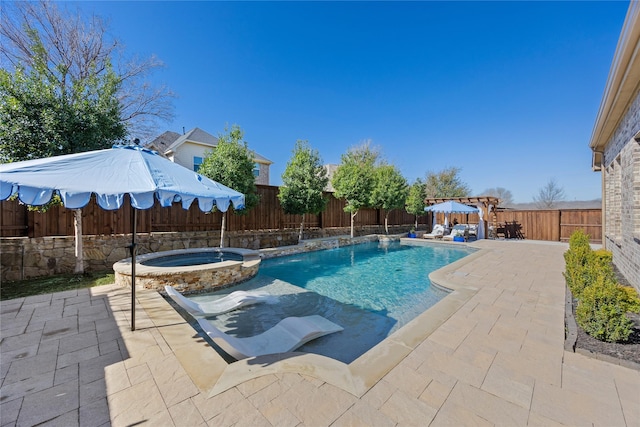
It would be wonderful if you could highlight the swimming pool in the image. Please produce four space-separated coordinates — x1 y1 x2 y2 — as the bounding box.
187 240 475 363
141 250 244 267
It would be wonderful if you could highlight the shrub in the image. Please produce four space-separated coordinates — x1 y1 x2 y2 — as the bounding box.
565 229 640 343
568 229 591 250
592 248 613 265
584 249 616 292
620 286 640 313
564 230 593 298
576 274 640 343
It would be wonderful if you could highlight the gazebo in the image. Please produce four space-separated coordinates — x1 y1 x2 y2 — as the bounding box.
424 196 501 239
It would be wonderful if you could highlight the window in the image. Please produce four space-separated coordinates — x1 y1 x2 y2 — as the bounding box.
193 156 203 172
253 163 260 177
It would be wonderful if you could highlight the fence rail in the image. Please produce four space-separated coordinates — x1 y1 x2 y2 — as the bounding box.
0 187 601 243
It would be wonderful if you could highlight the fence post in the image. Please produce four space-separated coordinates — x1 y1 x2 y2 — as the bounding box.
27 209 35 238
556 210 562 241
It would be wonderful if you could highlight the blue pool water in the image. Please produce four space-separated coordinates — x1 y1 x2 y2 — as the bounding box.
141 250 243 267
187 241 475 363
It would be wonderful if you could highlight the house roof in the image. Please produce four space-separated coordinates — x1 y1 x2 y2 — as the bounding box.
251 152 272 165
165 128 219 153
146 131 181 155
148 127 272 164
589 2 640 169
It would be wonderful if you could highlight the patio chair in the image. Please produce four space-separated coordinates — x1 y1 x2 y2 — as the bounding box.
423 224 445 239
164 285 276 316
197 315 344 360
442 224 469 241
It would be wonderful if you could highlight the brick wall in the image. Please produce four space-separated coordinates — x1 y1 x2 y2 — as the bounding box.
255 162 270 185
603 89 640 290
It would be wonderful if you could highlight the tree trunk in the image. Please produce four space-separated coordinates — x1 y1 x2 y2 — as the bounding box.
415 216 419 230
385 212 389 234
220 211 226 248
298 213 305 243
73 209 84 273
350 211 358 238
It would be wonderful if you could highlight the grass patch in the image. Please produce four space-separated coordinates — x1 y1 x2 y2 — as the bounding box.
1 271 115 301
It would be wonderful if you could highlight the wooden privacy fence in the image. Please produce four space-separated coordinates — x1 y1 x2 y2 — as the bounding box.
0 185 427 238
0 187 601 243
413 208 602 244
495 209 602 243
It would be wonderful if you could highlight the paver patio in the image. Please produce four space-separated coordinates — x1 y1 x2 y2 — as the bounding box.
1 239 639 426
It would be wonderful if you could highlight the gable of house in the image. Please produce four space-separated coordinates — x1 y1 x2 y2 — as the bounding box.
146 131 180 156
147 127 273 185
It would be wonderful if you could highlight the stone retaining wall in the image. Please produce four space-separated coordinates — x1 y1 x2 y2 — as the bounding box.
259 234 382 259
1 225 410 282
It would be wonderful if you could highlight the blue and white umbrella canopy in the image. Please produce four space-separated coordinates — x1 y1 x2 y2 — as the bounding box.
0 144 245 330
424 200 479 214
424 200 479 228
0 144 245 212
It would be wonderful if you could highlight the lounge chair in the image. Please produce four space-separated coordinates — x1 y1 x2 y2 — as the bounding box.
164 285 275 316
197 315 343 360
442 224 469 241
423 224 445 239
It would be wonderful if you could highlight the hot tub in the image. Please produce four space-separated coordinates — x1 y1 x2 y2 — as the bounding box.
113 247 261 292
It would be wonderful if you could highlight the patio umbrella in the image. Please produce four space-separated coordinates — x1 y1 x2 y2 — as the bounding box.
0 144 245 330
424 200 479 228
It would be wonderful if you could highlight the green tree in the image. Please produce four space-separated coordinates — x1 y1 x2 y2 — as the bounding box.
370 164 408 234
405 178 427 231
424 167 470 198
0 63 125 162
198 125 259 247
279 140 329 243
332 142 378 238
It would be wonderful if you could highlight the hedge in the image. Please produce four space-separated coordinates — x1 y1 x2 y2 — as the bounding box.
564 230 640 343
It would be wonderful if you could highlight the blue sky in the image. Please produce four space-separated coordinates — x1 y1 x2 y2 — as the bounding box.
82 1 629 203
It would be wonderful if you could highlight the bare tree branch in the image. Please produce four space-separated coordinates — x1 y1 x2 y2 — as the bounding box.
1 0 174 139
533 178 566 209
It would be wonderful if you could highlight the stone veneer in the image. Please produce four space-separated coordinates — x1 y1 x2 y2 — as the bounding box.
259 234 381 259
602 89 640 290
0 225 409 282
113 248 261 293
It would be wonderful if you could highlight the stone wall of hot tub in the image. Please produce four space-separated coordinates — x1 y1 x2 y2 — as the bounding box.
113 248 261 292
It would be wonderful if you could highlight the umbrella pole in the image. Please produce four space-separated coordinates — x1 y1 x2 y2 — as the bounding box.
130 208 137 331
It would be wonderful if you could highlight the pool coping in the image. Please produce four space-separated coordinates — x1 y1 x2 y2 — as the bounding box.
138 238 487 398
114 247 261 276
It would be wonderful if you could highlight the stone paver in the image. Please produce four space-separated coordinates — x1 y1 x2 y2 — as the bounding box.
1 239 639 426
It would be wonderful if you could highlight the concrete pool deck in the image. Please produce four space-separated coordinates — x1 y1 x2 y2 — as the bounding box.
1 239 639 426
